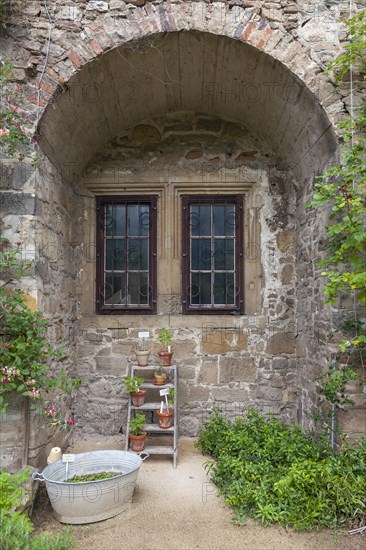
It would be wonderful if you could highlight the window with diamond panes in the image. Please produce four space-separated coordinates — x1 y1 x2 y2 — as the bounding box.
182 196 244 314
96 197 157 314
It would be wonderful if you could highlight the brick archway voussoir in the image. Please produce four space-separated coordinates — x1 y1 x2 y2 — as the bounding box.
33 1 331 120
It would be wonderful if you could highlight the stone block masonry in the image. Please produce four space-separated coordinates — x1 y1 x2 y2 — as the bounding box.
0 0 364 465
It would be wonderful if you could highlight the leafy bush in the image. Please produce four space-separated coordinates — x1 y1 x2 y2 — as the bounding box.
0 470 74 550
0 469 29 511
0 244 80 423
197 408 366 530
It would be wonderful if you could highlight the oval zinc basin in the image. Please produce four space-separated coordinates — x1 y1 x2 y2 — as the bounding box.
33 450 145 524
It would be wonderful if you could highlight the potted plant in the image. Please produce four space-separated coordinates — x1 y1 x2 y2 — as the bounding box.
123 375 146 407
157 328 173 366
157 389 176 429
154 365 167 386
135 336 150 367
129 413 147 452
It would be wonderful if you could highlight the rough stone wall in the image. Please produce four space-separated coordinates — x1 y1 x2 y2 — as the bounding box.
2 0 361 140
1 0 365 459
70 112 299 437
0 158 78 468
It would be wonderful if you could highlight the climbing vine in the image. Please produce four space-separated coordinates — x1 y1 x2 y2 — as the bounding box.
309 11 366 353
308 12 366 436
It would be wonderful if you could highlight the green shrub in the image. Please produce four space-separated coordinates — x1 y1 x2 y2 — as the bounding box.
197 408 366 530
0 470 74 549
0 244 80 421
0 469 29 511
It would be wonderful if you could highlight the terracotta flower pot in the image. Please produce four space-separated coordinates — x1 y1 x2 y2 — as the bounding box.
157 410 174 429
129 431 146 452
135 350 151 367
158 350 173 366
130 389 147 407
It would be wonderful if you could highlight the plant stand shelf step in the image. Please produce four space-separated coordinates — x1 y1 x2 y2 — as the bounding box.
131 402 170 411
125 364 178 468
143 446 176 455
145 423 174 433
140 382 174 389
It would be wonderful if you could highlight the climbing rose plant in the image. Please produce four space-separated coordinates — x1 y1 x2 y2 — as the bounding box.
0 243 80 427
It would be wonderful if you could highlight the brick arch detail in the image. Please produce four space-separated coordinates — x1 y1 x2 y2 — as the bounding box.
31 1 340 128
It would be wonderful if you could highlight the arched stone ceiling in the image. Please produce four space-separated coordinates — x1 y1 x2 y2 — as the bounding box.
37 31 338 185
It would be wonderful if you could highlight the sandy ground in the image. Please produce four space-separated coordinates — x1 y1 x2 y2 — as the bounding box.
32 437 365 550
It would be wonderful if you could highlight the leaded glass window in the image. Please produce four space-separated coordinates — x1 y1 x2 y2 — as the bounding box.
96 197 157 313
182 196 244 314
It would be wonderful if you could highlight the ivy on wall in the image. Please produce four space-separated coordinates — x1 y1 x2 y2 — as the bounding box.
308 11 366 432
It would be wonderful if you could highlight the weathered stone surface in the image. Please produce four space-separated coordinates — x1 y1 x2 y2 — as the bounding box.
338 409 366 435
219 357 256 383
95 355 126 374
111 343 134 355
178 365 197 381
172 340 197 360
179 415 200 436
201 331 248 355
276 230 295 253
185 150 203 159
131 125 161 144
256 386 283 401
178 383 210 404
281 264 294 285
199 359 218 385
0 193 35 215
86 1 109 12
196 117 222 132
266 333 295 354
211 387 249 402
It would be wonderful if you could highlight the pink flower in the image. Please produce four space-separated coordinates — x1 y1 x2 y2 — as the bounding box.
2 377 8 383
67 417 77 427
44 406 56 416
28 388 41 398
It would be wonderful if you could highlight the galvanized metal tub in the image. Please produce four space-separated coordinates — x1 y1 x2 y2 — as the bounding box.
33 450 145 524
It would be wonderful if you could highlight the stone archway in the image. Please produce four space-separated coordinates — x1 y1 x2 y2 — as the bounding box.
34 12 340 186
1 1 351 463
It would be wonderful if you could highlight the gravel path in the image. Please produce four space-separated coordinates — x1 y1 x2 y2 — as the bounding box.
32 437 365 550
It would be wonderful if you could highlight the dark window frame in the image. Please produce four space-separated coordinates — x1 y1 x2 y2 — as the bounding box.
96 196 157 315
182 195 244 315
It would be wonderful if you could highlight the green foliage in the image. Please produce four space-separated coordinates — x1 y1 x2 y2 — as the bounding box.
308 12 366 389
326 11 366 82
157 329 173 348
309 108 366 306
0 469 29 511
166 388 176 407
0 62 35 160
123 376 144 393
308 12 366 309
315 364 357 407
197 408 366 530
0 470 74 550
0 244 80 423
67 472 119 483
0 511 74 550
129 413 146 436
0 510 34 550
